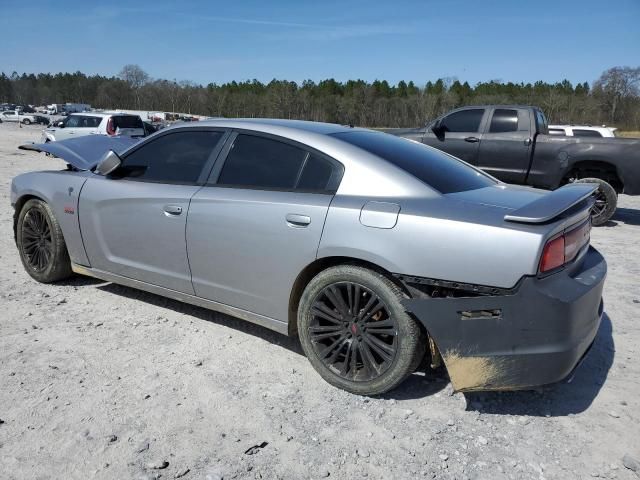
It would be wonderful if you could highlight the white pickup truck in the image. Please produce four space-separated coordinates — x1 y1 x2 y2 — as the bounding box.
0 110 38 124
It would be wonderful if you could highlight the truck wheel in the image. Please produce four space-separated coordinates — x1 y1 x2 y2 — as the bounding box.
22 119 31 125
16 199 72 283
575 178 617 226
298 265 425 395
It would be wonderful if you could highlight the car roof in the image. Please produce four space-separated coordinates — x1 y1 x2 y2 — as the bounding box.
182 118 361 136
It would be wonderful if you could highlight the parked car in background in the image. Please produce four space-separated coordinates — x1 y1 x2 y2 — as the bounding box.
0 110 38 124
392 105 640 225
42 112 145 142
14 119 606 395
548 125 617 138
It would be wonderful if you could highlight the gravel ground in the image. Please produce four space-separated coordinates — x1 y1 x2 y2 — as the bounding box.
1 122 639 480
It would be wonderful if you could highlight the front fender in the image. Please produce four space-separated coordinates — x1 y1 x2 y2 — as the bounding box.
12 171 91 266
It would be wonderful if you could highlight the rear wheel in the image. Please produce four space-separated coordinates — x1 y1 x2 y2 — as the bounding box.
298 265 425 395
16 199 72 283
22 119 31 125
574 178 617 226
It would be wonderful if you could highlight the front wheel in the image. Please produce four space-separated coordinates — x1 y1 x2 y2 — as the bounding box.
575 178 617 226
298 265 425 395
16 199 72 283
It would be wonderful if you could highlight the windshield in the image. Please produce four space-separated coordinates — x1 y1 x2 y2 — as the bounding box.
332 131 496 194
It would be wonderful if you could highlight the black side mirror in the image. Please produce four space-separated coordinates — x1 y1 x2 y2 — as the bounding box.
431 120 443 134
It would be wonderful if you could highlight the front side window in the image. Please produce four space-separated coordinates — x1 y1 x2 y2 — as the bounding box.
118 130 224 184
65 115 82 128
77 116 101 128
489 109 518 133
441 109 484 133
217 134 342 192
333 131 496 194
572 129 602 137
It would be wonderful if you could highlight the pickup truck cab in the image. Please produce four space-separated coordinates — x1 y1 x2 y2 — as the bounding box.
395 105 640 225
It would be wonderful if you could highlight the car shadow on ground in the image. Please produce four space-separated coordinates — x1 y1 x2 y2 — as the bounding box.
97 282 304 355
92 282 612 408
611 207 640 226
464 312 615 417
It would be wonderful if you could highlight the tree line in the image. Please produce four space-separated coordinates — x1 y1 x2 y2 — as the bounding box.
1 65 638 129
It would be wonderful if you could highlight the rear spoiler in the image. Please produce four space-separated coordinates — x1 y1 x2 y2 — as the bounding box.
504 183 597 224
19 135 140 171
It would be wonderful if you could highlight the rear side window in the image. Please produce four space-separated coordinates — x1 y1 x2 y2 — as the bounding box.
441 109 484 133
572 129 602 137
333 131 496 194
217 134 342 192
112 115 144 129
489 109 518 133
118 130 223 184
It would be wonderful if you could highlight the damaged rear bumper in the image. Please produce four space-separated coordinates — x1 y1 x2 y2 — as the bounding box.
402 246 607 392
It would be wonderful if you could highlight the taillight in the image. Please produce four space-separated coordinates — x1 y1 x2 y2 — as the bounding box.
539 220 591 273
540 235 565 273
106 117 116 135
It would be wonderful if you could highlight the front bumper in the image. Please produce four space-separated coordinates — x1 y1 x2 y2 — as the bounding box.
403 246 607 392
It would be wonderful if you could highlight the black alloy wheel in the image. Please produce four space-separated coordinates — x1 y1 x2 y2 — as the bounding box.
309 282 399 381
21 207 53 273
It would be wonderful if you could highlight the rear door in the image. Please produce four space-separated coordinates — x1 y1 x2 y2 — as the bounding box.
475 108 533 183
187 132 343 323
79 128 227 293
421 108 487 164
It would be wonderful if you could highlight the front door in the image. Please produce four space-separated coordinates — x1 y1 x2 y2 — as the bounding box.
78 128 226 293
187 132 343 323
422 108 487 164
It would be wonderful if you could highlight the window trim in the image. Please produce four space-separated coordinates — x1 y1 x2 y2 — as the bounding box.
206 129 344 194
110 127 231 186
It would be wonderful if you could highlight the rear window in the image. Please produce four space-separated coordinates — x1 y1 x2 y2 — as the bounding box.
332 131 496 194
572 129 602 137
112 115 143 129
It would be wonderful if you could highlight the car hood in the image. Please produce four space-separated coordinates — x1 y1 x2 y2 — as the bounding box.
19 135 140 170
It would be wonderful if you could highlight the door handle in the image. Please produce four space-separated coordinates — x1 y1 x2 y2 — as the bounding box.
286 214 311 227
524 138 532 146
464 136 479 143
163 205 183 216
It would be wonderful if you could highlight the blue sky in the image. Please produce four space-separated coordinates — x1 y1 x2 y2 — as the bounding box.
1 0 638 86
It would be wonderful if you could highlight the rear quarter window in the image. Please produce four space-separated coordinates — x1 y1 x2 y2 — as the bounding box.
333 131 496 194
572 129 602 137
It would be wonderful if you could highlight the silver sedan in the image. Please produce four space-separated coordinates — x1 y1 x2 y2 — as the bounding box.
11 119 606 394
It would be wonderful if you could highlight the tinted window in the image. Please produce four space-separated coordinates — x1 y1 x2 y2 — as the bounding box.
572 129 602 137
548 128 566 136
65 115 82 128
113 115 144 129
333 131 496 193
217 134 307 190
297 154 341 191
119 131 223 183
441 109 484 133
489 109 518 133
77 116 101 128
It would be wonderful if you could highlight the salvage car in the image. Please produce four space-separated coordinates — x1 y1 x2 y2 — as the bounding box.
392 105 640 225
12 119 606 394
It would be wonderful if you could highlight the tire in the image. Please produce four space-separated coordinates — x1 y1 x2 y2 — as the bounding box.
298 265 425 395
16 199 72 283
574 178 617 226
22 119 31 125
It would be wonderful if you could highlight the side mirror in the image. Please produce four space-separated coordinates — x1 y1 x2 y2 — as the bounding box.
431 120 443 134
56 121 65 128
95 150 122 176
